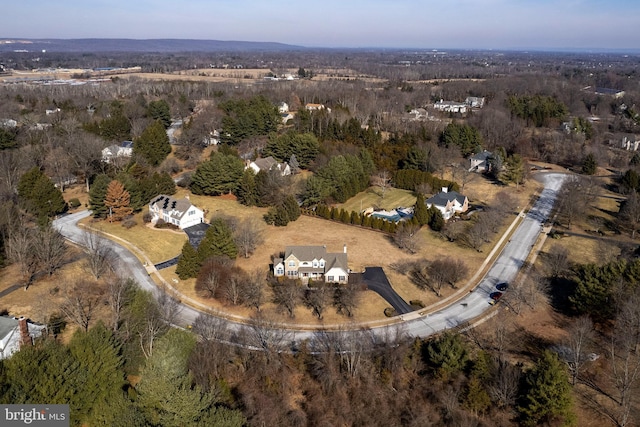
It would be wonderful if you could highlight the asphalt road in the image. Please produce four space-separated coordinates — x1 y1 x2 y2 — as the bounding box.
362 267 413 315
53 172 567 346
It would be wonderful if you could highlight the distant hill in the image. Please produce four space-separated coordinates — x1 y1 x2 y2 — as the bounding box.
0 38 306 53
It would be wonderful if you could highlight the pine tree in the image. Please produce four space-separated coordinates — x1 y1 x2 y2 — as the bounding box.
176 241 200 279
17 167 67 223
197 219 238 262
582 153 598 175
133 120 171 166
518 351 575 426
414 193 429 226
283 195 301 222
88 174 112 218
237 168 258 206
428 205 445 231
104 180 133 222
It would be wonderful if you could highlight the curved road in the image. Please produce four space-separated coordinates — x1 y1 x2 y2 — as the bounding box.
53 172 567 346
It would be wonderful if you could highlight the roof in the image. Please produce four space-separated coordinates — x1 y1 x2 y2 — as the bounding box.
0 316 17 340
471 150 492 161
427 190 467 207
325 253 348 272
252 156 278 172
121 140 133 148
149 195 196 221
285 245 328 261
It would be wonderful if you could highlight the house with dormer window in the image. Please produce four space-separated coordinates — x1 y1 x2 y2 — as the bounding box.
149 195 204 229
273 245 349 284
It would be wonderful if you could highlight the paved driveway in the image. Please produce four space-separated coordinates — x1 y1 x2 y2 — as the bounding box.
154 223 210 270
362 267 413 315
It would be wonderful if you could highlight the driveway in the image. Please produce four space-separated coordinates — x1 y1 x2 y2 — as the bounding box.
153 223 210 270
362 267 413 315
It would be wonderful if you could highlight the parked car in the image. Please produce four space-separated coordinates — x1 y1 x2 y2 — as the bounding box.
489 291 503 305
496 282 509 291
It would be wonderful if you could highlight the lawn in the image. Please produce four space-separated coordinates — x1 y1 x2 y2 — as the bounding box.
338 187 417 213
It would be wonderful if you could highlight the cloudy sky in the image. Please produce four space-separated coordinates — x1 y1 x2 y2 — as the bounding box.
3 0 639 50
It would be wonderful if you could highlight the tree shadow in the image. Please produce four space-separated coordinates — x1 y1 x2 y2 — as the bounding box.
511 325 556 360
547 276 576 317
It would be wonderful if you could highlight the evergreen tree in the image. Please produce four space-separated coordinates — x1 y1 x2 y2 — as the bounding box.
518 351 575 426
17 167 67 223
428 205 445 231
502 154 526 188
176 241 200 279
283 195 301 222
133 120 171 166
414 193 430 226
581 153 598 175
104 180 133 222
425 332 469 380
89 174 112 218
68 323 127 424
147 100 171 129
190 152 244 196
197 218 238 262
237 168 258 206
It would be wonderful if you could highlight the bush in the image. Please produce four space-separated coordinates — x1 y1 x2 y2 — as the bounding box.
68 198 81 208
122 218 137 229
142 212 152 223
410 299 425 309
384 307 397 317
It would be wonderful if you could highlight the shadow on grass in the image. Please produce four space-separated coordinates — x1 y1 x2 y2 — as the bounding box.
547 276 576 317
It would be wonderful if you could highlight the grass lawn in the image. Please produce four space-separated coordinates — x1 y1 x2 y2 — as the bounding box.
338 187 417 213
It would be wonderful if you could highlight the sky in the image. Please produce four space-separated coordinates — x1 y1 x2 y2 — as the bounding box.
2 0 639 51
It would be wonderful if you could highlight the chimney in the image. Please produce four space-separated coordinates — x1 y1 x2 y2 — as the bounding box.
343 244 347 254
441 187 448 193
18 317 32 348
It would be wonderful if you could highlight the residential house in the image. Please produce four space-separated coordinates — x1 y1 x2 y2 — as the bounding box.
273 245 349 284
0 118 17 128
433 99 467 113
305 103 331 113
101 141 133 163
45 107 61 115
426 187 469 220
0 316 45 360
247 156 291 176
465 97 485 108
278 102 289 113
281 112 294 124
469 150 492 172
149 195 204 229
203 130 220 146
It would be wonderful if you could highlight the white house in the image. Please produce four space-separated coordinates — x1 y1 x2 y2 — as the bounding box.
101 141 133 163
278 102 289 113
273 245 349 284
0 118 17 128
433 99 468 114
149 195 204 229
247 156 291 176
426 188 469 220
0 316 45 360
465 97 485 108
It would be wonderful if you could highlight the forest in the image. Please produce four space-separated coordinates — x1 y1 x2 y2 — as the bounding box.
1 48 640 426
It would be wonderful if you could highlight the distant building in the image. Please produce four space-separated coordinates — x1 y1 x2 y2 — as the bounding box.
465 97 485 108
101 141 133 163
433 99 467 114
469 150 492 172
247 156 291 176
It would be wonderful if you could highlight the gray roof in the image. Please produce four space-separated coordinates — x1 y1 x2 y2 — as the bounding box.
253 156 278 172
427 190 467 208
325 253 348 272
0 316 18 340
285 245 327 261
471 150 492 161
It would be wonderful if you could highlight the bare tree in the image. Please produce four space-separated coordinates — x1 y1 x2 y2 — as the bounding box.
234 217 264 258
372 170 392 199
545 245 570 278
562 315 595 385
271 278 301 318
243 268 265 312
35 225 67 276
222 273 245 306
488 357 522 408
82 228 114 279
156 286 182 326
106 277 135 332
5 225 38 288
248 313 292 353
304 283 332 319
619 190 640 239
59 281 102 332
393 222 422 253
195 256 233 298
334 280 362 317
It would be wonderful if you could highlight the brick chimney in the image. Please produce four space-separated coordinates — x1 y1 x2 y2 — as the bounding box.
18 317 32 348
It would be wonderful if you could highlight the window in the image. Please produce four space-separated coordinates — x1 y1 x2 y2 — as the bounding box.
313 261 318 267
288 261 296 267
327 276 334 282
339 276 346 282
276 268 283 275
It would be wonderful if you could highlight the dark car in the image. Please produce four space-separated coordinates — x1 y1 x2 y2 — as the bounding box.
489 291 503 305
496 282 509 292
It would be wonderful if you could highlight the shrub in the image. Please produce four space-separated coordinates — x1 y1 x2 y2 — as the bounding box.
384 307 397 317
410 299 425 309
122 218 137 229
68 198 81 208
142 212 152 223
